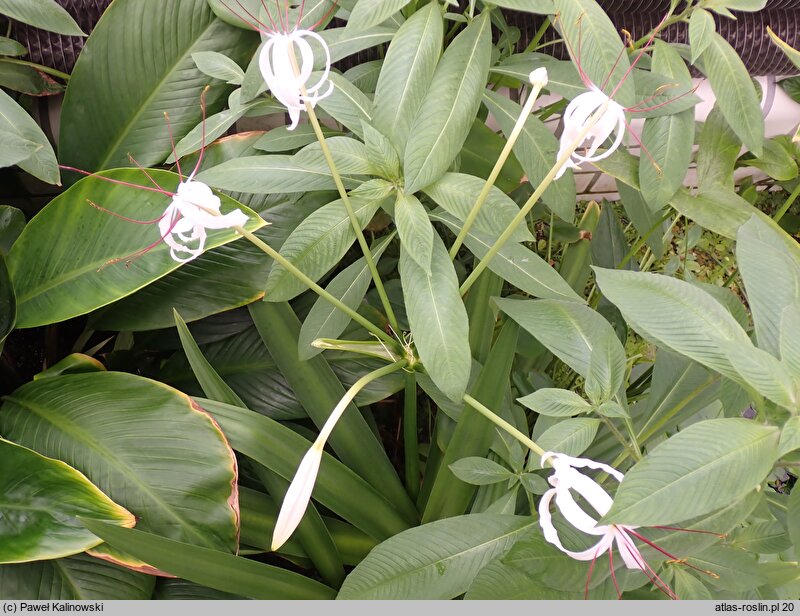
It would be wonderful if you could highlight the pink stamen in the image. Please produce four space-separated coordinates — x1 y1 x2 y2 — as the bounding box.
163 112 184 181
59 165 175 197
259 0 279 31
219 0 269 33
608 549 621 599
627 84 701 113
127 153 168 193
307 0 337 32
600 38 630 92
609 12 671 99
99 210 181 270
652 525 726 538
628 529 721 579
622 116 661 175
274 0 286 31
86 199 167 225
617 530 678 600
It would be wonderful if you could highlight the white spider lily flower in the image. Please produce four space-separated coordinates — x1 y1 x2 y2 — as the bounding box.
271 441 324 551
158 180 248 263
259 30 333 130
554 87 626 180
538 452 647 571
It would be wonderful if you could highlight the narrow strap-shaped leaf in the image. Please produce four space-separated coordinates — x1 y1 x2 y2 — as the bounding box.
400 232 471 402
249 301 419 524
395 193 434 274
422 321 519 522
80 519 335 600
346 0 410 32
403 12 491 194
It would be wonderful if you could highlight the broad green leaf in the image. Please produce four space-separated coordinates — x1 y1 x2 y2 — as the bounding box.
196 154 357 193
517 388 591 417
362 122 400 180
482 89 576 220
593 149 639 189
394 193 434 273
736 217 800 358
465 557 579 600
0 439 134 563
403 12 491 194
767 26 800 71
0 0 83 35
344 60 383 93
616 183 666 258
315 71 373 137
265 180 393 300
0 205 25 255
338 514 535 599
689 9 715 64
780 306 800 378
298 233 394 360
585 333 627 404
154 579 241 600
553 0 633 107
0 61 61 95
536 418 600 456
741 138 798 181
192 50 244 84
81 520 335 600
687 545 766 592
0 554 155 599
201 397 412 541
294 136 376 175
669 188 753 239
346 0 410 32
60 0 257 171
490 54 583 101
696 106 741 190
0 256 14 347
0 131 41 169
496 298 619 378
594 268 752 384
318 26 397 69
432 212 581 303
0 36 27 57
254 125 335 152
0 373 240 571
400 232 470 401
700 32 764 155
730 521 792 554
639 41 695 210
423 172 533 243
0 89 58 184
789 480 800 549
672 568 712 600
481 0 553 11
372 2 443 154
7 169 264 328
34 353 104 380
723 341 798 410
449 457 515 485
590 202 637 270
459 119 525 194
604 419 780 526
778 416 800 457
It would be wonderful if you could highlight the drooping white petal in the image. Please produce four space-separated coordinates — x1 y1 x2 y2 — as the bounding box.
271 443 324 551
554 87 627 179
258 30 333 131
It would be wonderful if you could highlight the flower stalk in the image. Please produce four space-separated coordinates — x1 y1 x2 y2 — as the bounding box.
449 67 549 259
272 359 408 550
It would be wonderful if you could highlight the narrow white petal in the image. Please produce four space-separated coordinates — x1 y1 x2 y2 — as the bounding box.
272 444 324 551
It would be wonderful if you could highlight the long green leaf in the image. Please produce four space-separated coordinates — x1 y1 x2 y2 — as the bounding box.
59 0 256 171
604 419 780 525
338 514 535 599
346 0 410 32
200 397 411 540
403 12 491 193
80 519 335 600
0 373 239 571
400 232 470 401
0 439 134 563
395 193 434 273
372 2 442 154
0 0 83 35
298 234 394 359
0 89 58 184
265 180 392 301
248 301 419 523
0 255 14 347
700 31 764 155
0 554 155 599
482 89 575 220
7 169 264 328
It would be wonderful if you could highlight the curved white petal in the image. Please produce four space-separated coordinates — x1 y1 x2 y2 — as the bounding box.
272 444 324 550
539 487 614 561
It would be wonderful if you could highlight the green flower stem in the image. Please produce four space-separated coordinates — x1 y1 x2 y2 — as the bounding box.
463 394 547 462
403 372 420 501
449 72 548 259
0 57 70 81
234 225 397 348
285 48 400 334
773 180 800 223
459 100 612 296
616 210 673 271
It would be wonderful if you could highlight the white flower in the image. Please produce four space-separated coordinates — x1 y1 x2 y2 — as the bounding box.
271 442 324 551
554 87 626 180
259 30 333 130
158 180 248 263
